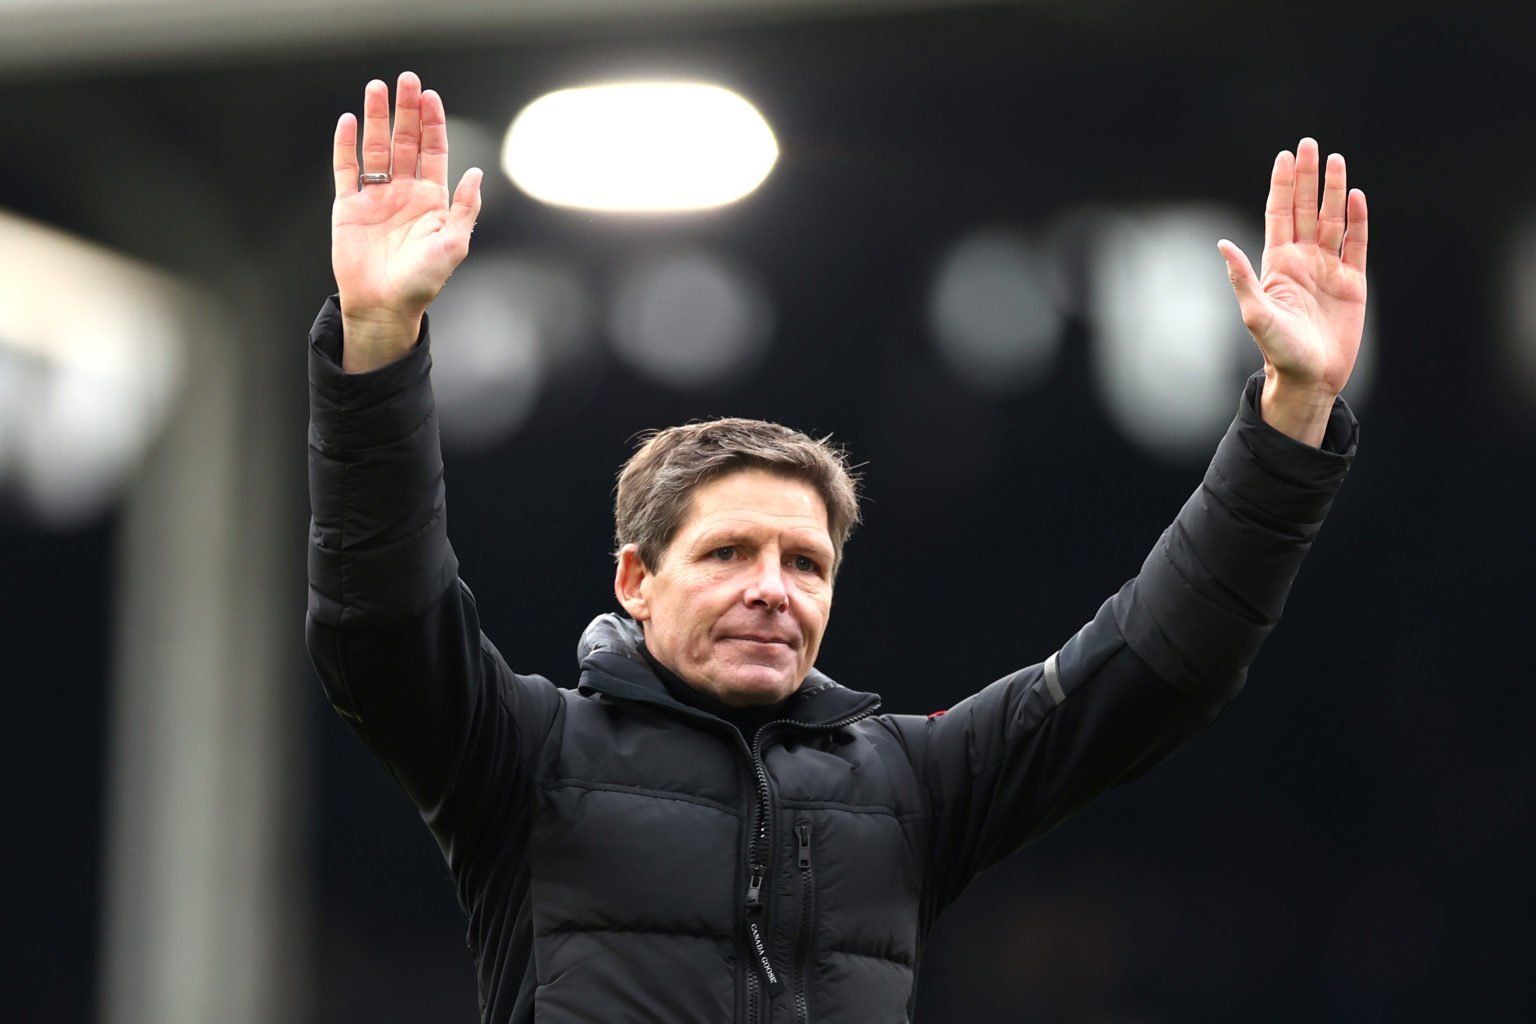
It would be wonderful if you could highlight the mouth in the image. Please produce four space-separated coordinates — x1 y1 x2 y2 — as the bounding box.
724 634 795 648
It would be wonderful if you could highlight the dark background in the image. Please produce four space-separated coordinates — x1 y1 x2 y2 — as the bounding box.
4 1 1532 1020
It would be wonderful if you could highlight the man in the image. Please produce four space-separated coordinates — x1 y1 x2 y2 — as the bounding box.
307 72 1366 1023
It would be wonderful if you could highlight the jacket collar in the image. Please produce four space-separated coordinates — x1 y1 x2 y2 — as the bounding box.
576 613 880 728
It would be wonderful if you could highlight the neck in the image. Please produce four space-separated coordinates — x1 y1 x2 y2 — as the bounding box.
640 645 787 732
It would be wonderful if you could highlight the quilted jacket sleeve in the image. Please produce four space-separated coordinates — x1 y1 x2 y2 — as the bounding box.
907 373 1358 923
304 296 560 852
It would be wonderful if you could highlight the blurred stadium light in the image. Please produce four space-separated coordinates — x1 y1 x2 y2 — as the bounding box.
1086 204 1263 459
428 251 596 451
504 82 779 213
1502 210 1536 404
447 117 517 207
0 210 187 528
608 245 773 388
928 226 1063 394
1086 204 1376 459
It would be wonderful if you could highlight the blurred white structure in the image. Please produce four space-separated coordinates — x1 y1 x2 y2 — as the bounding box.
0 211 186 528
99 290 310 1024
0 0 1007 73
0 206 322 1024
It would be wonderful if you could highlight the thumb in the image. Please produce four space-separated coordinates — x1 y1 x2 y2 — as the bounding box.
448 166 483 234
1217 239 1271 336
440 167 483 267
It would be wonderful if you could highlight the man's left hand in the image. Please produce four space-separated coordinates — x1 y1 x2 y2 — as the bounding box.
1219 137 1369 447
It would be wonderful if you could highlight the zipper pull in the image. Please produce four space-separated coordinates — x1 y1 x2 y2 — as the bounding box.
796 824 812 869
744 864 784 997
746 866 765 910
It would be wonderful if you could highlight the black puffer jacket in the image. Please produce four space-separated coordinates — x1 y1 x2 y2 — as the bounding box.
305 297 1357 1023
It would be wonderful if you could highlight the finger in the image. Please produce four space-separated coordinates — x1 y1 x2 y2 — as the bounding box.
361 79 392 175
448 167 484 237
1317 152 1348 254
1264 149 1295 251
437 168 484 270
391 71 423 180
333 113 359 198
1218 238 1273 337
420 89 449 187
1342 188 1369 272
1293 137 1320 243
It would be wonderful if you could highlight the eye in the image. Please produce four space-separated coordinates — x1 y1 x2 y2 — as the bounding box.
711 546 737 561
791 554 821 574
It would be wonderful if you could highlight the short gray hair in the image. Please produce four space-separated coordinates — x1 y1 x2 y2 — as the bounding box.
614 417 861 573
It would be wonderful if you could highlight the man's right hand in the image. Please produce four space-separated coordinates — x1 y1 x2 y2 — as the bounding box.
331 72 483 373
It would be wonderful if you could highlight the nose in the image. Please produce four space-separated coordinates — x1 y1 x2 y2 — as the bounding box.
744 554 788 612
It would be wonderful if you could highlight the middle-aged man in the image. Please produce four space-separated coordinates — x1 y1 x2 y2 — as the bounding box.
307 73 1367 1023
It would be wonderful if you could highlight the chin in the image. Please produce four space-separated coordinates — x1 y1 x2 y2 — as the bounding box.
715 669 798 708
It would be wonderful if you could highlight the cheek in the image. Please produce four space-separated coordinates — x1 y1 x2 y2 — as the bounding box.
800 595 831 640
671 581 732 634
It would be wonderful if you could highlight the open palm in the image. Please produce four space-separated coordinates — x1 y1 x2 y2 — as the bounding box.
1219 139 1369 399
331 73 481 371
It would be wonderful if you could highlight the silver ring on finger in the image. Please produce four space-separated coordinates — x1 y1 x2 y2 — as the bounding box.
359 171 392 185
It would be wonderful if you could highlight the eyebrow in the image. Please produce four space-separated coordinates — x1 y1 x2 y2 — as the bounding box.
692 526 833 559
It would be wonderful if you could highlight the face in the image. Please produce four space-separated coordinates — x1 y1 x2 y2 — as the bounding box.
615 468 835 707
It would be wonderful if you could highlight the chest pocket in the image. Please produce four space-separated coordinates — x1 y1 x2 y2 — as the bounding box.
766 727 927 969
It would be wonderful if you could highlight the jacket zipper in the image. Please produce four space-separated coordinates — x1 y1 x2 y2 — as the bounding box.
742 705 877 1022
745 728 786 1001
794 822 815 1024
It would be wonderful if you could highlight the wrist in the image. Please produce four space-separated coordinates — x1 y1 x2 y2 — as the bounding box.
338 303 425 374
1259 370 1338 448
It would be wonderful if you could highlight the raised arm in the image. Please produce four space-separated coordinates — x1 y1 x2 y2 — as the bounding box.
1218 137 1369 446
308 77 559 819
331 72 482 371
908 140 1364 918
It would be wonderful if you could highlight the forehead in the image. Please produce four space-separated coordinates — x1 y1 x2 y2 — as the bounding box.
678 468 829 537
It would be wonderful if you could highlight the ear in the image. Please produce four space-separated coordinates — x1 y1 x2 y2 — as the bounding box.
614 543 651 621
